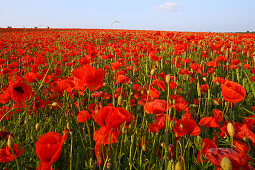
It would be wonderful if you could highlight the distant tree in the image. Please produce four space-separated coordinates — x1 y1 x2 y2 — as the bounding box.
7 26 12 28
247 30 250 33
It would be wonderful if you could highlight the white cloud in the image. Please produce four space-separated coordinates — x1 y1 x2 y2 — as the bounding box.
157 2 182 11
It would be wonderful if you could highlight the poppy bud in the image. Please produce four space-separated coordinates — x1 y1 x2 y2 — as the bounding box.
175 161 184 170
117 95 123 106
141 90 144 94
142 144 146 151
203 77 207 82
160 142 166 149
52 102 58 107
7 135 15 148
35 123 40 131
180 124 184 130
227 123 235 137
220 157 232 170
150 68 156 76
243 136 249 143
213 100 220 105
165 74 171 84
170 120 175 129
66 122 71 130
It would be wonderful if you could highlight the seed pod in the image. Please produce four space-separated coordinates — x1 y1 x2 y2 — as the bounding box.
227 122 235 137
7 135 15 148
220 157 232 170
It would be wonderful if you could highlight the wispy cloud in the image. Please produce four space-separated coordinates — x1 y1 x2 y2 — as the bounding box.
157 2 182 11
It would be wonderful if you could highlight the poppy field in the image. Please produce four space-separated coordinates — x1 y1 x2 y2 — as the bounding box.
0 28 255 169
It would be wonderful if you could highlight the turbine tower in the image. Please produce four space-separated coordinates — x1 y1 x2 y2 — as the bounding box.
110 16 120 29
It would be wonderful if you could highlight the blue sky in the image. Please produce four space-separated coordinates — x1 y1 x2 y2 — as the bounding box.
0 0 254 32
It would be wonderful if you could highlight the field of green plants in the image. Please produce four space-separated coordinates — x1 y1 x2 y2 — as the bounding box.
0 28 254 170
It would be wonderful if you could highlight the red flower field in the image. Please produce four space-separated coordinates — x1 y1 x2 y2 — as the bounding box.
0 28 254 169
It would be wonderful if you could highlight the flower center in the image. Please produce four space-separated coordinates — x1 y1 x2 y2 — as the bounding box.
14 86 24 94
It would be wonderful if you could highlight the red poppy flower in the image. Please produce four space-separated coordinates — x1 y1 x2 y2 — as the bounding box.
200 84 209 93
152 79 166 91
213 109 224 122
206 148 251 169
72 65 105 91
197 138 217 163
174 118 201 137
77 110 92 123
36 131 68 170
243 115 255 130
10 81 32 105
148 88 160 98
221 79 245 103
0 144 24 163
93 106 134 144
144 100 170 114
148 114 171 133
199 117 220 128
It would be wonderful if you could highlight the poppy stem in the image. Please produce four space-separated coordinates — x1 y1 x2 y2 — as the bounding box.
69 132 73 170
10 147 20 170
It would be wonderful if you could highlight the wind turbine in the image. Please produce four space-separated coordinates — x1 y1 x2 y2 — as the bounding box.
110 16 120 29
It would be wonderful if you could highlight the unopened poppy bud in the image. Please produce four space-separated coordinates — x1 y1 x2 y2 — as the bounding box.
243 136 249 143
170 120 175 129
150 68 156 76
180 123 184 130
213 100 220 105
203 77 207 82
66 122 71 130
52 102 58 107
220 157 232 170
103 82 107 86
141 90 144 94
35 122 40 131
160 142 166 149
117 95 123 106
227 122 235 137
142 144 146 151
7 135 15 148
165 74 171 84
175 161 184 170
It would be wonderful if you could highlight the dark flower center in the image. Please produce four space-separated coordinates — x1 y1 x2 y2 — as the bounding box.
14 86 24 94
